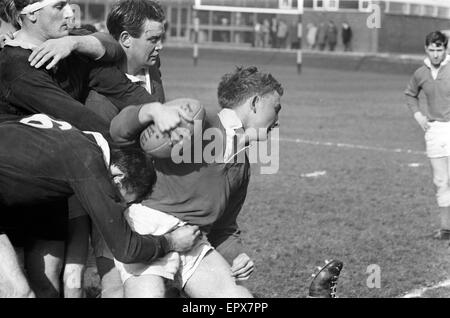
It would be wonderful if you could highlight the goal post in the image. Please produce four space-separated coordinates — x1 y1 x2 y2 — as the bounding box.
192 0 304 74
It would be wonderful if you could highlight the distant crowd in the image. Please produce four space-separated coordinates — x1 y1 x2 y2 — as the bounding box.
253 18 353 52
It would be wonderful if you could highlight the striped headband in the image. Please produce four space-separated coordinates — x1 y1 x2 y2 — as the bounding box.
21 0 62 14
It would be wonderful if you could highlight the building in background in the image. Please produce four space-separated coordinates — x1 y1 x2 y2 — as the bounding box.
71 0 450 54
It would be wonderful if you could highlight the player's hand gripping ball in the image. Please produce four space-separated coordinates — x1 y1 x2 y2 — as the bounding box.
140 98 205 158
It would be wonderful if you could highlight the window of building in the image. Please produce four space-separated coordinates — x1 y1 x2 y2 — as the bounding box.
438 6 450 19
358 0 372 12
212 11 231 26
304 0 313 8
279 0 293 10
234 12 253 26
338 0 358 10
325 0 339 11
313 0 324 10
423 5 437 17
410 4 423 16
196 10 210 25
387 2 409 15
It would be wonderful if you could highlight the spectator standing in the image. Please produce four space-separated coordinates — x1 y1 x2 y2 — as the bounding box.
326 20 338 51
306 23 317 50
316 21 327 51
254 21 263 48
270 16 278 48
342 22 352 51
262 19 270 48
276 20 288 49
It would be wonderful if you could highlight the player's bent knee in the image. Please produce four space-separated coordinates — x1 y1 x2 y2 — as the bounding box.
123 275 166 298
100 266 124 298
0 278 36 298
223 284 253 298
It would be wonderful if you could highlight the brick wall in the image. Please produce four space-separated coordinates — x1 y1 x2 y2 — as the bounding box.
378 14 450 54
302 10 379 53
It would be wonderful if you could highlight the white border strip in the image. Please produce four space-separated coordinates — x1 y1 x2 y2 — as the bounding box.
193 4 303 15
277 137 426 155
402 279 450 298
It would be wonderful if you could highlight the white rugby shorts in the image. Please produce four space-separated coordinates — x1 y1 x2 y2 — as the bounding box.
113 204 213 288
425 121 450 158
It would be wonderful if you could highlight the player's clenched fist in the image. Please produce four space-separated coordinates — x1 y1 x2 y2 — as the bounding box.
164 225 201 253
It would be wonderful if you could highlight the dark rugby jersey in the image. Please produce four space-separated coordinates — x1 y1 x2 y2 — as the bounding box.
111 109 250 262
0 38 158 138
0 114 170 264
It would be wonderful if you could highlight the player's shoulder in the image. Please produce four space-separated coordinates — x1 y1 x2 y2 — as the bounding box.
0 46 39 82
0 46 31 65
412 65 429 78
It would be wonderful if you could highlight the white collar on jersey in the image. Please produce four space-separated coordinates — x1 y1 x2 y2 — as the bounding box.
217 108 251 163
126 68 152 94
424 54 450 70
424 54 450 80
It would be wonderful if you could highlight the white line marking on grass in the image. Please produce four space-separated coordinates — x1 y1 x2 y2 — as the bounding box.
401 279 450 298
300 171 327 178
277 137 426 156
407 163 423 168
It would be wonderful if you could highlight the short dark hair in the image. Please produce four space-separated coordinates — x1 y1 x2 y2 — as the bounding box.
217 66 284 109
425 31 448 48
1 0 20 29
110 146 155 202
107 0 165 41
13 0 38 12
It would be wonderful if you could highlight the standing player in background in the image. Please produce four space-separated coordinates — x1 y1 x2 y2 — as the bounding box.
405 31 450 240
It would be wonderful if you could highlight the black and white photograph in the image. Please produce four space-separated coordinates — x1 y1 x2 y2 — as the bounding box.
0 0 450 304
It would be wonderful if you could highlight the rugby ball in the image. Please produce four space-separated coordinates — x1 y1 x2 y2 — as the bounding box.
140 98 205 158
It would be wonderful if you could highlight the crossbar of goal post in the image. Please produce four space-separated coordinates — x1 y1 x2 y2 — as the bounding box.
192 0 304 74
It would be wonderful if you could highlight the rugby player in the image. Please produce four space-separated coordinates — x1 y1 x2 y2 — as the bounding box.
405 31 450 240
0 0 188 297
0 113 201 297
108 66 281 297
87 0 168 298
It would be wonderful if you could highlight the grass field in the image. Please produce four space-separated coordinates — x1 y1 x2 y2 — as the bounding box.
86 47 450 298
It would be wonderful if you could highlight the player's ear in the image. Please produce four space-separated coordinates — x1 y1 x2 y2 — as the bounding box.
119 31 132 48
25 12 38 23
251 95 259 113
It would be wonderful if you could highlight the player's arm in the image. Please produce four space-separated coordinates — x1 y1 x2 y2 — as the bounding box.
207 182 254 280
87 63 160 111
63 196 91 298
8 69 110 135
404 74 421 114
404 73 428 131
110 103 189 144
72 172 199 263
28 32 124 70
